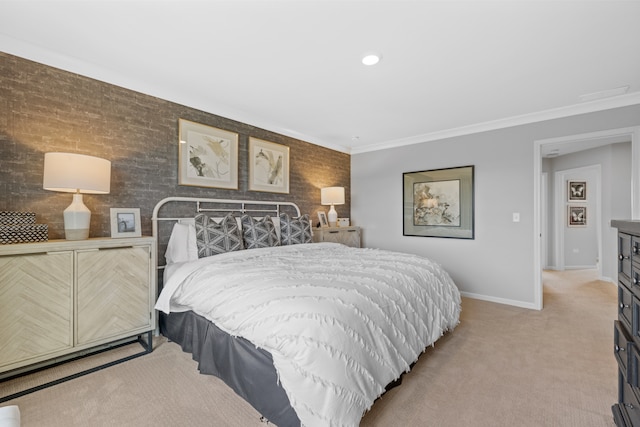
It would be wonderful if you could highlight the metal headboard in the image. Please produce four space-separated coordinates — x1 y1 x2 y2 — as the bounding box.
151 196 302 272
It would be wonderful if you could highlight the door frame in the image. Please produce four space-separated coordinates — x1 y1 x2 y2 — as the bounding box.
533 126 640 310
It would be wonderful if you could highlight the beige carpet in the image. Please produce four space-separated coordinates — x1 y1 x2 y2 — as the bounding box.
2 269 617 426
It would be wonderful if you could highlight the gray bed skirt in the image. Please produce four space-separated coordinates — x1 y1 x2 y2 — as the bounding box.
160 310 301 427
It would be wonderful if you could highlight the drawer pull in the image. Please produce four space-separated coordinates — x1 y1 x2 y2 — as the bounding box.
615 344 625 352
634 277 639 285
634 246 639 254
621 302 630 309
620 254 630 260
625 403 635 410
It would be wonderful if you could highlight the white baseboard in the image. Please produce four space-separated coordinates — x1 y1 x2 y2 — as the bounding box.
564 265 597 270
461 270 617 309
459 291 539 310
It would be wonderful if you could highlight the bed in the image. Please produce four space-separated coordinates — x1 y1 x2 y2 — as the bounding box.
152 197 461 427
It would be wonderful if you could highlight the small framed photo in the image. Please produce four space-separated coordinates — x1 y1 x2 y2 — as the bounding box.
568 205 587 227
110 208 142 238
317 211 329 228
568 180 586 201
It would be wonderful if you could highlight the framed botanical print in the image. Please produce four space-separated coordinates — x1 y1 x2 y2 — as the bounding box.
178 119 239 189
248 137 290 194
403 165 474 239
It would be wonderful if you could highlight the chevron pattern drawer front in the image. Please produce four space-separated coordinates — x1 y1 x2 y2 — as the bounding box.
0 251 73 371
76 245 152 345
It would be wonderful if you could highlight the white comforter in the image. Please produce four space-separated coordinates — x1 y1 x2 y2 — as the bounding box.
156 243 461 427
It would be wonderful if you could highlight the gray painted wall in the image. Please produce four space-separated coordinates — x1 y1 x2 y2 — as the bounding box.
351 105 640 307
544 142 631 279
562 167 599 268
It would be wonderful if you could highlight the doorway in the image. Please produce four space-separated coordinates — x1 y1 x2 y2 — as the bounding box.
533 126 640 309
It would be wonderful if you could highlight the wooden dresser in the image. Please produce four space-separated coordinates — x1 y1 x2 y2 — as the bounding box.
313 226 361 248
0 236 156 379
612 220 640 426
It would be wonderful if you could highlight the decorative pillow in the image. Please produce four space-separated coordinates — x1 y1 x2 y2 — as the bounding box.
241 214 280 249
194 213 244 258
279 213 312 245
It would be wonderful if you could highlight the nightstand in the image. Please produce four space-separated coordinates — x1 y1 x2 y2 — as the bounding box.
313 226 361 248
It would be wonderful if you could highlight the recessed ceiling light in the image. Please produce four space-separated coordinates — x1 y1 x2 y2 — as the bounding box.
362 54 381 66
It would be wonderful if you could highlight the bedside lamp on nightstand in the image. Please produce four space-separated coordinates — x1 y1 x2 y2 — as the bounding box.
321 186 345 227
43 152 111 240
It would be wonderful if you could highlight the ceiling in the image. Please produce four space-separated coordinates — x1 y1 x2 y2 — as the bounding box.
1 1 640 154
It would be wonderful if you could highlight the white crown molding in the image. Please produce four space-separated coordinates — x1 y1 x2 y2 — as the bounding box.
3 33 639 157
351 91 640 154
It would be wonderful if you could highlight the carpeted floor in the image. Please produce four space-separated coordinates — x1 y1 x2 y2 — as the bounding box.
1 269 618 426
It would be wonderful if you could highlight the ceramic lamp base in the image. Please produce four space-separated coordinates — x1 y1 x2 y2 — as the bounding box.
328 204 338 227
63 193 91 240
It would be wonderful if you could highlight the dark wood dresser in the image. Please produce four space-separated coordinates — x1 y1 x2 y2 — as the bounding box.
612 220 640 426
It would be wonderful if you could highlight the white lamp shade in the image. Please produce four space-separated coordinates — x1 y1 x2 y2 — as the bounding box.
321 187 345 205
43 152 111 240
43 152 111 194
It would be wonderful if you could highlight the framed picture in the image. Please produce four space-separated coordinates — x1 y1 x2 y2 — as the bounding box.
403 165 474 239
110 208 142 238
178 118 239 189
568 180 586 201
318 211 329 228
249 137 290 194
568 205 587 227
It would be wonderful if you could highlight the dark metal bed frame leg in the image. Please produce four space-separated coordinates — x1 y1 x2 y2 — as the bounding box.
0 331 153 404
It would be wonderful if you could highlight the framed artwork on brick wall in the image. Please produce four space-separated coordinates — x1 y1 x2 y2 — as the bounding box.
248 137 290 194
178 119 239 189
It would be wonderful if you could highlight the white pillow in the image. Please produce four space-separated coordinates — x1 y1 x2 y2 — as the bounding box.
165 222 198 264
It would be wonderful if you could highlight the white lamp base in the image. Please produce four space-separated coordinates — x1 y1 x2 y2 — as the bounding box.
328 204 338 227
63 193 91 240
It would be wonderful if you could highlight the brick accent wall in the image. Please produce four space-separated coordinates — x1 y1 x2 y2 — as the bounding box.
0 52 350 239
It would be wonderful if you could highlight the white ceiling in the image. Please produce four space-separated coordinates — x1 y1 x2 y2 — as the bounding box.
1 1 640 154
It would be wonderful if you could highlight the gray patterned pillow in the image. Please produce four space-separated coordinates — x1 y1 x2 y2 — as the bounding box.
279 213 312 245
194 213 244 258
241 215 280 249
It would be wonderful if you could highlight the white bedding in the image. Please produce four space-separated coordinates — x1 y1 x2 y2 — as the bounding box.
156 242 461 427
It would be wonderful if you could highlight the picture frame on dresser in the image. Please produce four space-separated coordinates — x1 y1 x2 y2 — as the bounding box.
178 118 239 190
110 208 142 238
318 211 328 227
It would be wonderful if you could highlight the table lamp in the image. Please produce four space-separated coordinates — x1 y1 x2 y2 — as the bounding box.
43 152 111 240
321 186 345 227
